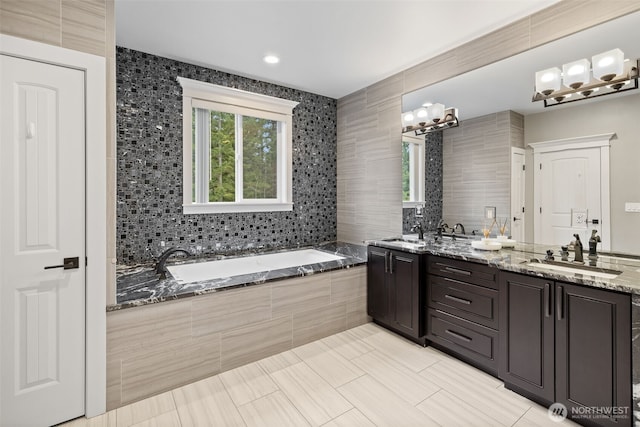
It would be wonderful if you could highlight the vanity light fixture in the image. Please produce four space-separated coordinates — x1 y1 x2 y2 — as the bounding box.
533 48 639 107
535 67 561 95
401 105 459 135
401 111 415 128
593 48 624 81
415 107 429 121
562 58 591 89
428 103 445 123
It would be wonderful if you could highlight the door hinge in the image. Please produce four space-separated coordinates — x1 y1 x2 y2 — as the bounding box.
539 163 542 170
540 207 542 214
85 257 88 267
522 164 525 171
522 206 525 213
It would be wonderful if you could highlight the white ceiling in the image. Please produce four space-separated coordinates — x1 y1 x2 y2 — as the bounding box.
115 0 560 99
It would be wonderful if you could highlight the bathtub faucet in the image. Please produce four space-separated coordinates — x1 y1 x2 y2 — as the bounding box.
155 247 192 279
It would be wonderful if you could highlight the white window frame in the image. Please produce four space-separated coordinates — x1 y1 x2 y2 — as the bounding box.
402 135 425 208
178 77 298 214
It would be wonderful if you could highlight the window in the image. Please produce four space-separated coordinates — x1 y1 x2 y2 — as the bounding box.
178 77 298 214
402 135 425 207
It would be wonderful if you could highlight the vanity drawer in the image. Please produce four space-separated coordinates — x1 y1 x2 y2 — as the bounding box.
427 309 499 375
428 274 499 329
428 256 498 289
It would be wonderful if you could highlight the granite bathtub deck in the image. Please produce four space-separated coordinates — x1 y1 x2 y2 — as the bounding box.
111 242 367 311
368 234 640 296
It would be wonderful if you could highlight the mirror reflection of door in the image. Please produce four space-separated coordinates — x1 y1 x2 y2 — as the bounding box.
510 148 526 242
531 134 613 251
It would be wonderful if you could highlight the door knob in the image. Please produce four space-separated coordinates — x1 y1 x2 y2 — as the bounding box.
44 257 80 270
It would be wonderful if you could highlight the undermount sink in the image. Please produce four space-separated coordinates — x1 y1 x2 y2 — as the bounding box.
597 253 640 264
440 232 473 240
525 260 622 279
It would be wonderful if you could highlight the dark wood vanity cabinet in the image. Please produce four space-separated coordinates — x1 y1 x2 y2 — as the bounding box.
426 256 500 375
499 272 555 402
500 272 631 427
367 246 424 343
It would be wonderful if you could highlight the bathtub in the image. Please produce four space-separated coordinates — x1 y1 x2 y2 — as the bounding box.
114 243 367 308
167 248 346 284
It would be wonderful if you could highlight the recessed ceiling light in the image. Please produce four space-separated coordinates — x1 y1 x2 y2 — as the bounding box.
264 55 280 64
422 102 433 107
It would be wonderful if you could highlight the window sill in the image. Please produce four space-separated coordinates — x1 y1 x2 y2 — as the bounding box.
183 202 294 214
403 201 425 209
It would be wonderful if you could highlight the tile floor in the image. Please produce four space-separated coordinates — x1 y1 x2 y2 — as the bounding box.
64 322 580 427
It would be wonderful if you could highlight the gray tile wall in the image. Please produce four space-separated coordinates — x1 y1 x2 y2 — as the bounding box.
116 47 337 263
402 131 443 234
442 111 523 235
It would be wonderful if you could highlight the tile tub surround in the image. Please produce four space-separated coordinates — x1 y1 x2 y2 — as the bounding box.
402 130 443 234
112 241 366 310
116 47 337 264
106 264 368 409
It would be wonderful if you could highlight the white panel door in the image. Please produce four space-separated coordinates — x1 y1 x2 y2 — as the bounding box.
510 148 525 242
1 55 86 427
537 147 601 247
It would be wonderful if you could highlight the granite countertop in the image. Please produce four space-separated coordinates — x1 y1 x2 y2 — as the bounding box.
368 233 640 295
109 241 367 311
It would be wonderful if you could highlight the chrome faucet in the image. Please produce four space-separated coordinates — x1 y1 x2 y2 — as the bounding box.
436 219 448 240
571 234 584 263
411 222 425 240
155 247 191 279
588 229 601 259
453 223 465 235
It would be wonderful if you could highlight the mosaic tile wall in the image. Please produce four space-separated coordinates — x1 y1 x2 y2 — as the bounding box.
116 47 337 263
402 131 443 234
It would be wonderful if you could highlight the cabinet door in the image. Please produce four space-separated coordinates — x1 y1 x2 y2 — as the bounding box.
367 248 389 320
499 272 555 404
556 283 631 427
390 251 421 337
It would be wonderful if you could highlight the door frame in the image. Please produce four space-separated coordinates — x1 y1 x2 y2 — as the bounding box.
1 35 107 417
529 133 614 251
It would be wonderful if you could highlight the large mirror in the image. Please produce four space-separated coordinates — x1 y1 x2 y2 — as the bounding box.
402 11 640 255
